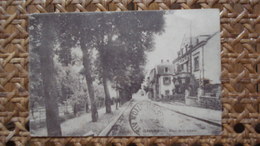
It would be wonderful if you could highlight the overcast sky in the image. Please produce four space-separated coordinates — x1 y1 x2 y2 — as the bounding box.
145 9 220 74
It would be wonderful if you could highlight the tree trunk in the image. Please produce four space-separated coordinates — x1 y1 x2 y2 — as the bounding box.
98 36 112 114
102 74 112 113
85 77 98 122
39 47 62 136
81 48 98 122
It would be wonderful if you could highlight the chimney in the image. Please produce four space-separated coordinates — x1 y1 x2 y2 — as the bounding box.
161 59 163 63
167 59 169 63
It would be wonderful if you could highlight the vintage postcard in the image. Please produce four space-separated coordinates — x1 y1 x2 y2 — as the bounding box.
29 9 221 137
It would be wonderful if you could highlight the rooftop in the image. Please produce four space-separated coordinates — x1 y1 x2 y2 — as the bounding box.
173 32 218 63
156 60 174 75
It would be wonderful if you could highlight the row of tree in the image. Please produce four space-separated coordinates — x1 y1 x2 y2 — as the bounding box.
30 11 165 136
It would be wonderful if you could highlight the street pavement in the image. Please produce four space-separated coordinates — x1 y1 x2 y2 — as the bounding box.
105 93 221 136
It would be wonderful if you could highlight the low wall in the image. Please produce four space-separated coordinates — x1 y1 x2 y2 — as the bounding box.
199 96 221 110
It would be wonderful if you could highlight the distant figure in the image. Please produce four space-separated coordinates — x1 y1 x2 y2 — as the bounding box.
73 102 80 117
197 87 203 102
184 86 191 104
114 90 120 110
85 102 89 113
112 96 120 110
73 103 77 116
115 97 120 110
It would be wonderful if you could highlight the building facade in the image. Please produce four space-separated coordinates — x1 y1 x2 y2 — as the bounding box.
147 60 175 100
147 32 220 105
172 32 221 99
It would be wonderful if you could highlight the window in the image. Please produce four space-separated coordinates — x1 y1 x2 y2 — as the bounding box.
185 77 190 84
184 63 188 72
194 56 199 71
185 44 188 52
177 64 180 72
163 77 171 85
180 64 184 71
165 67 168 73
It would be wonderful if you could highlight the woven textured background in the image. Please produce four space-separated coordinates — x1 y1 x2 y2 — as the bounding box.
0 0 260 145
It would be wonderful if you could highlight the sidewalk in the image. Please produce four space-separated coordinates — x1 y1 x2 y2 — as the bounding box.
31 102 130 136
99 99 134 136
153 101 222 125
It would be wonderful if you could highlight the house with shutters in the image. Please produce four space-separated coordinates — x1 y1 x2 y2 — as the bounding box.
147 60 175 100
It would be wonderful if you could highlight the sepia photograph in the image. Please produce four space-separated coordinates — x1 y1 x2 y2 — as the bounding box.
29 9 222 137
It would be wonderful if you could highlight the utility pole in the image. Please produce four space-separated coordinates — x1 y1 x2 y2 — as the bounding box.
189 21 193 74
202 46 205 95
190 21 192 46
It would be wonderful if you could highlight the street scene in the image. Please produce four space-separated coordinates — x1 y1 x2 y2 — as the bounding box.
29 9 221 136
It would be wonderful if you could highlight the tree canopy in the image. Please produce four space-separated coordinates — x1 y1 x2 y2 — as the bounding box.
30 11 166 124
